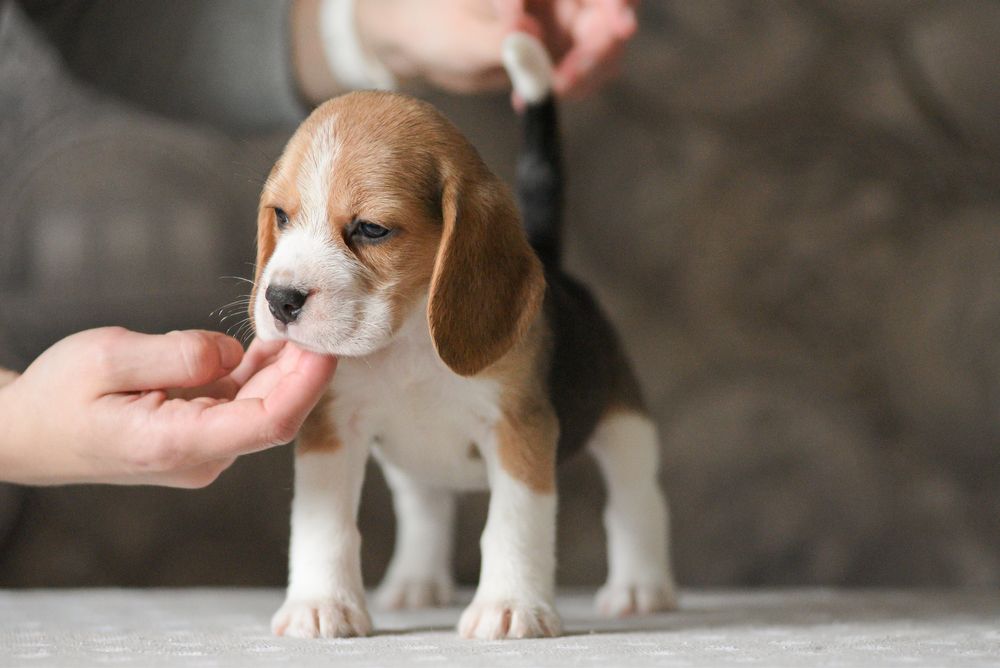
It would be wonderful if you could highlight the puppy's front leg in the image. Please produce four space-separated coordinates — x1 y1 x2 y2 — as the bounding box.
459 411 561 639
272 410 371 638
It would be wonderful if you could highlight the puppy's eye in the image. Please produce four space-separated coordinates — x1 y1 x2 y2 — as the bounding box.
354 221 391 240
274 208 290 230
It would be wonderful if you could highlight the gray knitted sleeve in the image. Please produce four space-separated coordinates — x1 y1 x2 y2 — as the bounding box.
17 0 307 132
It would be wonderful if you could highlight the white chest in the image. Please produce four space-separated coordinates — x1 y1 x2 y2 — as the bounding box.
329 313 500 491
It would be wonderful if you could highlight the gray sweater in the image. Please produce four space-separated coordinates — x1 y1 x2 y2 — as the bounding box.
15 0 306 131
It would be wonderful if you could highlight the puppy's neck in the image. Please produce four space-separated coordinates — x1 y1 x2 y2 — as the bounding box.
341 292 444 377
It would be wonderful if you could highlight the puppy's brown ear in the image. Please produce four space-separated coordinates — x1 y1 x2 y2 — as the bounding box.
249 201 277 328
428 172 546 376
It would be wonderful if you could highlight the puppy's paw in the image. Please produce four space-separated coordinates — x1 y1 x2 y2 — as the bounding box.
458 599 561 639
271 597 372 638
595 581 678 617
375 576 453 610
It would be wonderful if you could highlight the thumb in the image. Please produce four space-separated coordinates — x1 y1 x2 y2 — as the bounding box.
92 329 244 394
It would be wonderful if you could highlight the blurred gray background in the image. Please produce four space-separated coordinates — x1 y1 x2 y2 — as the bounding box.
1 0 999 589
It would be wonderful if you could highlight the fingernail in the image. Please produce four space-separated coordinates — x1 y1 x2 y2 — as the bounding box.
217 337 242 369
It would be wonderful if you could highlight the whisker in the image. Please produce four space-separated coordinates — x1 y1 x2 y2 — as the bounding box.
219 311 251 324
210 297 253 319
219 275 256 287
228 318 256 346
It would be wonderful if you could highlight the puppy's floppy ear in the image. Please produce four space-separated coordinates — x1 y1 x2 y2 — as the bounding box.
428 171 546 376
249 201 277 328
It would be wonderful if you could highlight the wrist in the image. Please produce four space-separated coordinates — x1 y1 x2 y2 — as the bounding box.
320 0 398 90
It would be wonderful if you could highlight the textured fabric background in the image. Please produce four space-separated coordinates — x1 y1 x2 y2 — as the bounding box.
1 1 999 589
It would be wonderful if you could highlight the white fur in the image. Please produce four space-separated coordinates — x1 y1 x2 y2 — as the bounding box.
588 412 678 616
335 298 499 491
502 33 554 105
458 441 560 639
375 462 456 609
272 445 372 638
254 118 396 357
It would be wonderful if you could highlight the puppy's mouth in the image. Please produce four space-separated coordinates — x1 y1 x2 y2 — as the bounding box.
254 287 392 358
266 321 329 355
254 285 324 351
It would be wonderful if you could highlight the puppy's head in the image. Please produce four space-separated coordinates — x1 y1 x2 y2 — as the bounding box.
251 92 544 376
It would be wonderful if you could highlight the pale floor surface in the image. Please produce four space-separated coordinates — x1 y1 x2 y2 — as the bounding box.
1 589 998 667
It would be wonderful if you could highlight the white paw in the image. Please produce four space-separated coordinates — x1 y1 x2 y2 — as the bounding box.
271 597 372 638
595 581 678 617
375 576 453 610
458 599 561 639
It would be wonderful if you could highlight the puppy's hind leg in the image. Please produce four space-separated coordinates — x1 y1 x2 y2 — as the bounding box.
589 410 678 616
375 463 455 609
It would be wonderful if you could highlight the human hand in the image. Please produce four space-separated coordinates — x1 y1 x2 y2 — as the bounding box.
353 0 636 97
0 328 336 487
521 0 638 98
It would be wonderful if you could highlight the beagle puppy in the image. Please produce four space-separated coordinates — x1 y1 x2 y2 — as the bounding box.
251 34 677 640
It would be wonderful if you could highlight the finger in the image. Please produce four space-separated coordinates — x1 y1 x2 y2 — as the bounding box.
511 89 525 111
259 348 337 441
171 348 336 460
168 379 239 401
131 457 237 489
234 342 308 401
228 337 287 387
94 329 244 395
597 0 639 39
167 338 288 401
557 46 624 99
553 29 621 96
173 457 237 489
550 0 636 97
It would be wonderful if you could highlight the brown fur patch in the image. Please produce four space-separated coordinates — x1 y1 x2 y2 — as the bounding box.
495 397 558 494
295 390 341 455
429 169 545 377
486 314 558 493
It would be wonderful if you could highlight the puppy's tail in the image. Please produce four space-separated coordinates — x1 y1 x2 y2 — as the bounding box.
503 33 562 269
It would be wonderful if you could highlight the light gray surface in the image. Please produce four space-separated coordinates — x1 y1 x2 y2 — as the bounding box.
1 589 998 667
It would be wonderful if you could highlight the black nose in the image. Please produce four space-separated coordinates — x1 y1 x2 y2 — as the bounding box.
265 285 309 325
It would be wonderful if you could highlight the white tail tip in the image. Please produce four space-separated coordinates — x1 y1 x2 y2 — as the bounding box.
502 32 554 105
